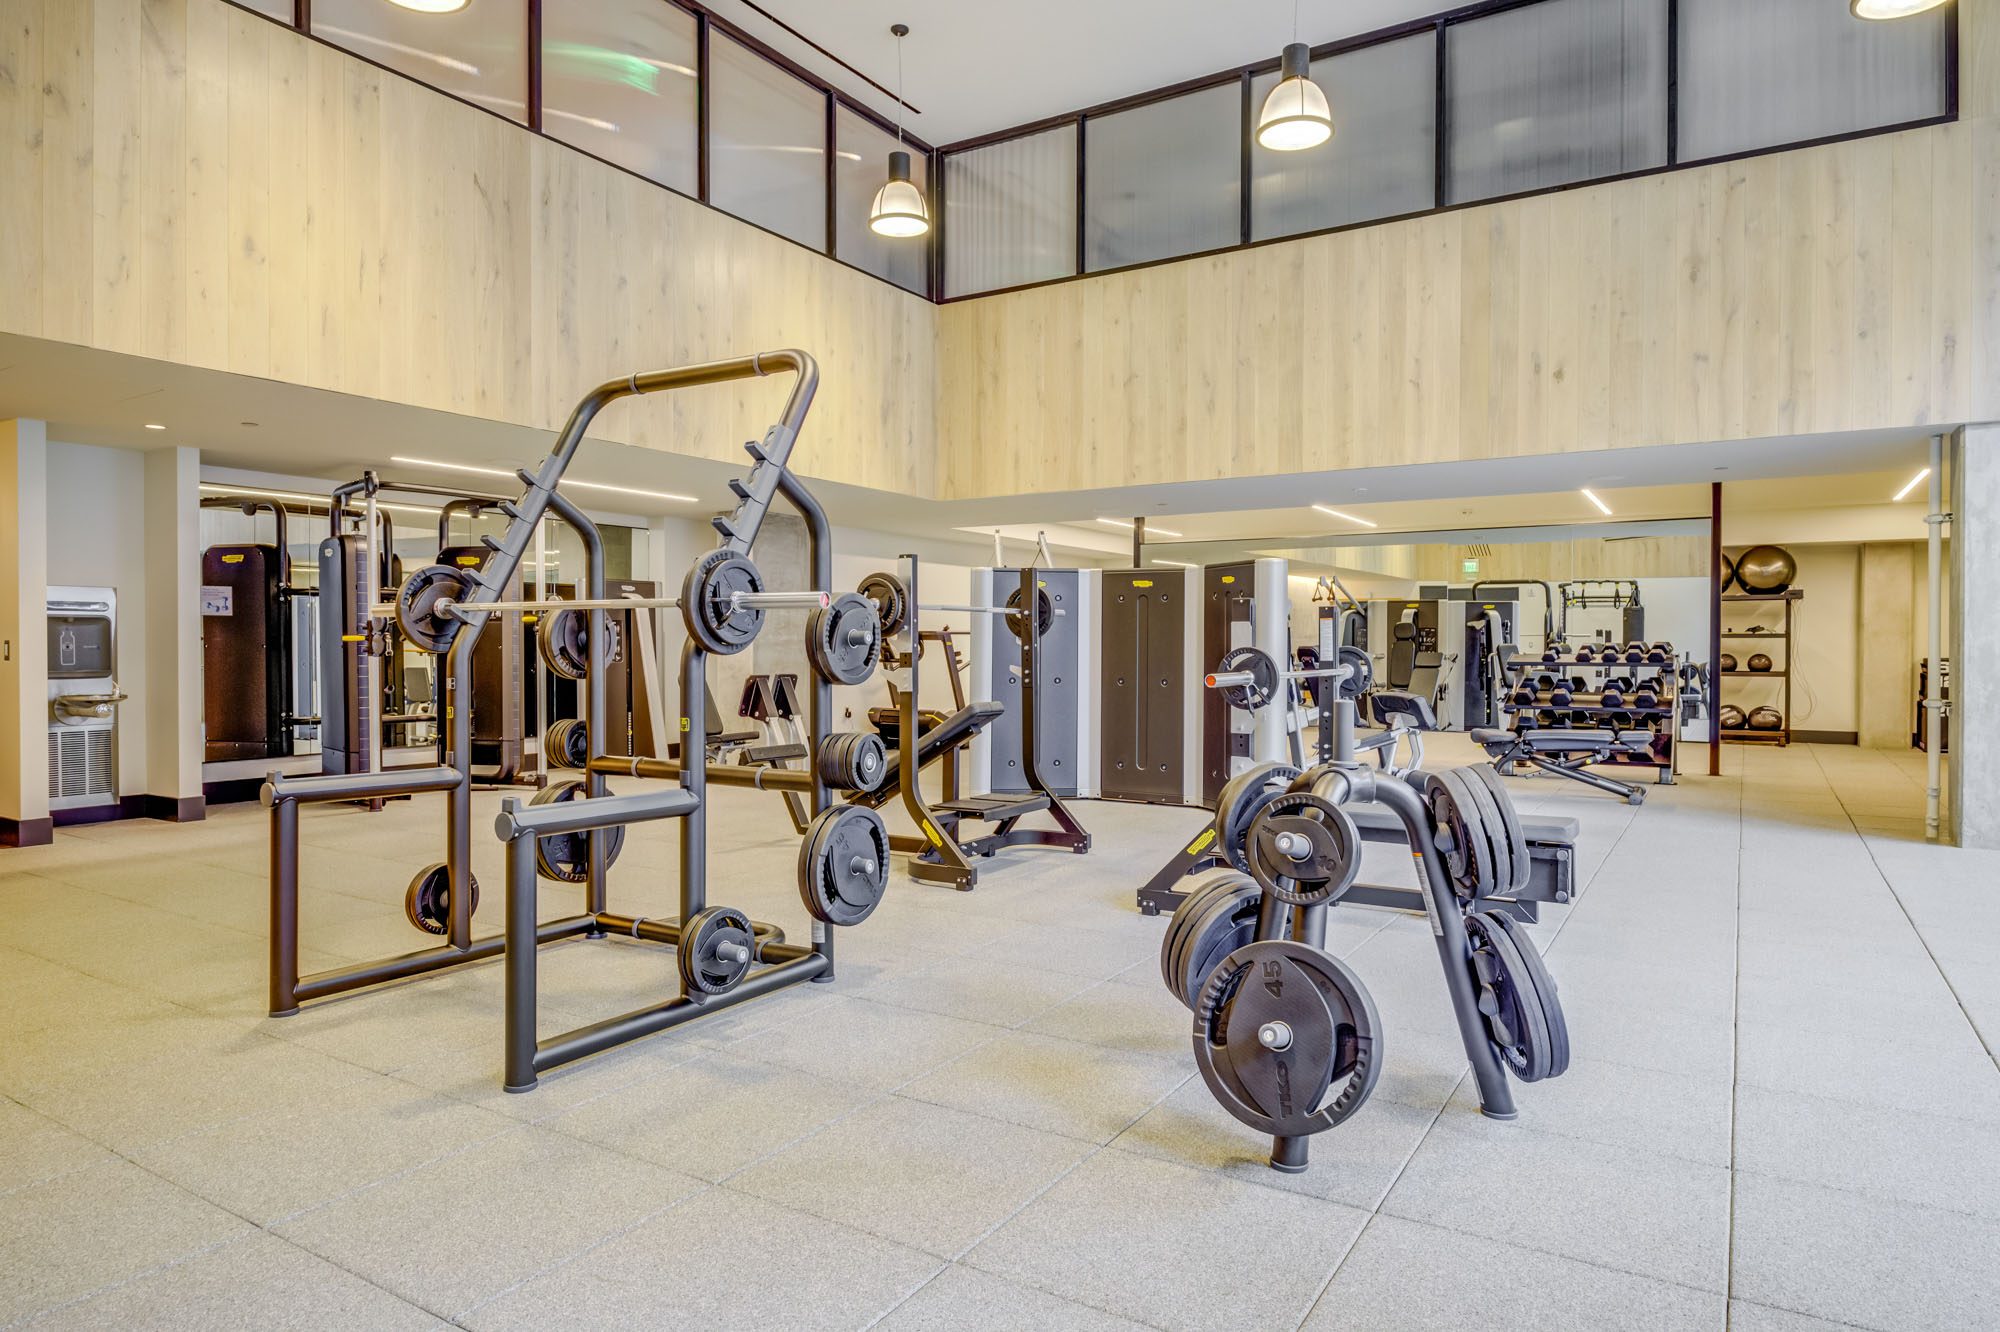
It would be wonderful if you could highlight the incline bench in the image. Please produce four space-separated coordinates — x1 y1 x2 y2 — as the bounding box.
1470 725 1651 805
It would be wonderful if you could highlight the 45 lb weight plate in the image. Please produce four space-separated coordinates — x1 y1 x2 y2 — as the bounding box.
537 607 623 680
529 779 626 883
807 592 883 686
1245 792 1361 906
404 862 479 935
1005 585 1057 642
817 731 887 793
1465 910 1569 1082
799 805 891 926
681 549 764 655
857 571 909 638
679 906 756 996
396 565 476 654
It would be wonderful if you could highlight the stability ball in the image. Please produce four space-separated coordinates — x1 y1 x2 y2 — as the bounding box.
1748 706 1784 731
1720 704 1747 730
1735 545 1797 595
1720 551 1737 592
1747 653 1774 673
1720 652 1738 672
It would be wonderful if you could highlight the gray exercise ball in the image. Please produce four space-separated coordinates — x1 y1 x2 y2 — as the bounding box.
1735 545 1797 594
1719 704 1747 730
1748 706 1784 731
1747 653 1773 673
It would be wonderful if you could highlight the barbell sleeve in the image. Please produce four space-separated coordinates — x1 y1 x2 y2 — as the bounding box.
435 590 831 617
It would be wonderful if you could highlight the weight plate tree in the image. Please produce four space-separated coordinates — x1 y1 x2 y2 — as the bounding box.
677 905 757 995
529 779 626 882
806 592 883 686
404 861 480 935
396 564 476 654
1192 939 1383 1143
681 549 765 655
798 805 892 926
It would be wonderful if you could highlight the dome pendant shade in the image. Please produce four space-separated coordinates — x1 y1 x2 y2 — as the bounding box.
1850 0 1948 16
870 149 930 238
1256 42 1333 151
386 0 471 12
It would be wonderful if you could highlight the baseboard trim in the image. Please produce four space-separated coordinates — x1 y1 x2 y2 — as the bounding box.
142 795 206 823
1794 730 1858 746
51 795 147 828
0 816 55 847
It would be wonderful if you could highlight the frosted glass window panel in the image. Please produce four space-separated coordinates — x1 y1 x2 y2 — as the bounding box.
313 0 527 122
836 107 929 294
1085 83 1241 271
229 0 293 21
541 0 698 194
1251 33 1437 241
1445 0 1667 205
708 33 827 251
944 126 1078 297
1677 0 1950 162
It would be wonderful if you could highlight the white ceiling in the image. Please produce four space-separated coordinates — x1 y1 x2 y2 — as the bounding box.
699 0 1444 145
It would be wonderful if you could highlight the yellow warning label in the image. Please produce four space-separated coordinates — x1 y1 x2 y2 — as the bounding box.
1134 579 1154 588
922 821 945 847
1185 828 1216 856
221 554 245 564
456 555 481 566
1221 576 1235 584
680 717 691 732
340 634 364 642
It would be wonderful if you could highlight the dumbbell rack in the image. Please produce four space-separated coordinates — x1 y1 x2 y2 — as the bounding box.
1719 590 1799 746
1502 652 1678 784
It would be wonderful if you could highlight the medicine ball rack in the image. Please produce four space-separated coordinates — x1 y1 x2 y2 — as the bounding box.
1719 590 1799 746
266 351 899 1092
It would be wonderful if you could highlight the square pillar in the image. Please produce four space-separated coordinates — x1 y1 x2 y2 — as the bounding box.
1949 425 2000 847
0 420 50 845
143 445 204 820
1858 543 1916 749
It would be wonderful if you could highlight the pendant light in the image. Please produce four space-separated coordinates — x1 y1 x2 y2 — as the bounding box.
386 0 471 12
1850 0 1948 16
869 24 930 239
1256 1 1333 151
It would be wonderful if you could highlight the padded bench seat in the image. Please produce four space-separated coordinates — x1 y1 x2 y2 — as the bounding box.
1343 801 1579 847
936 792 1050 822
849 700 1006 810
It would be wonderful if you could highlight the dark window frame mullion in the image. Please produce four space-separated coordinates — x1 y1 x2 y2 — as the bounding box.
696 13 711 204
295 0 308 31
527 0 543 134
1075 118 1088 277
1239 70 1253 247
930 147 946 301
1666 0 1680 165
824 91 837 257
1433 20 1449 208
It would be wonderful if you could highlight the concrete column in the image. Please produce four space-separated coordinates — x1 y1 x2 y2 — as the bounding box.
1858 543 1917 749
143 446 204 820
0 420 51 845
1949 425 2000 848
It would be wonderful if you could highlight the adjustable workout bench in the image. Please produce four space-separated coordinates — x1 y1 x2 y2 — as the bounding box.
848 699 1004 815
1469 724 1652 805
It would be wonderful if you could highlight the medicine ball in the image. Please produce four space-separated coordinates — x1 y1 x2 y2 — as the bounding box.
1748 705 1784 731
1720 703 1747 730
1747 653 1774 673
1735 545 1798 595
1720 652 1737 672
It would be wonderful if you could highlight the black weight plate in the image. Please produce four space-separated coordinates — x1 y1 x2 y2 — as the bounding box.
817 731 888 793
798 805 891 926
1213 762 1301 874
396 565 475 654
1213 646 1280 712
537 607 590 680
1336 645 1373 700
857 571 908 637
404 861 479 935
681 549 764 655
1192 939 1383 1137
544 718 590 770
808 592 882 686
1159 868 1244 998
1423 770 1494 901
530 779 625 883
1448 764 1513 902
1465 764 1530 895
679 905 756 996
1004 584 1057 642
1490 913 1569 1079
1466 911 1554 1082
1245 792 1361 907
1175 876 1264 1010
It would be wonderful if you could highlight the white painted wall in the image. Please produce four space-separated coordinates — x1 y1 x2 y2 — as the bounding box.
1721 544 1859 736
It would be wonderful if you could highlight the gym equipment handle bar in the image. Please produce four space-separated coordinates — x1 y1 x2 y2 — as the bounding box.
921 603 1067 616
1206 663 1352 690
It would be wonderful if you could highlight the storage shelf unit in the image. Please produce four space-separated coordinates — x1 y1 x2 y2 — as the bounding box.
1719 589 1800 744
1501 645 1679 782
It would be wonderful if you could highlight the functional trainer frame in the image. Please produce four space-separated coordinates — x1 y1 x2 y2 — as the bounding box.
268 352 852 1090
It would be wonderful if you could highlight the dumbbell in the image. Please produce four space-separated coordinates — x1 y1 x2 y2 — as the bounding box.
1570 675 1587 692
1622 643 1646 664
1510 683 1538 707
1631 683 1660 709
1542 644 1561 663
1548 682 1574 707
1599 685 1626 709
1574 644 1595 663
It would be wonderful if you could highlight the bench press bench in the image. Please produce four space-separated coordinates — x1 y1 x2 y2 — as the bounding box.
1470 725 1652 805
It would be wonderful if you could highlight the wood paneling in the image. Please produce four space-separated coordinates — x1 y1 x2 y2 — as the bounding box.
939 0 2000 501
0 0 938 493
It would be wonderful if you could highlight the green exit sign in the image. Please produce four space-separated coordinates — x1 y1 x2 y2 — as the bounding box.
1462 558 1479 577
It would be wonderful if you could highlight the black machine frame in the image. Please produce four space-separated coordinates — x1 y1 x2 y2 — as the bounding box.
267 351 851 1091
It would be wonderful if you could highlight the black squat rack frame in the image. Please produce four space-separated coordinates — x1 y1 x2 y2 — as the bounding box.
266 351 856 1090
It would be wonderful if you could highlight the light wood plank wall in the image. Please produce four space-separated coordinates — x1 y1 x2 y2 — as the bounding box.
938 1 2000 501
0 0 939 492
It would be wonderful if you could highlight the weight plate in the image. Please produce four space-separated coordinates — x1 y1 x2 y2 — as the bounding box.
857 571 909 637
807 592 882 687
1213 646 1279 712
679 905 757 996
1245 792 1361 907
1005 585 1058 642
543 718 590 769
1424 769 1496 902
529 778 625 883
1336 645 1373 700
1192 939 1383 1138
1489 912 1570 1079
1159 868 1246 998
1168 869 1255 1006
537 607 589 680
1172 873 1264 1010
681 549 764 655
395 565 475 655
1448 763 1513 903
1464 764 1530 895
798 805 891 926
404 861 479 935
1213 762 1302 874
1465 911 1556 1082
818 731 887 793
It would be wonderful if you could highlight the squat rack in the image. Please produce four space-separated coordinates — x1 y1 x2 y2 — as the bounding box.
267 352 852 1090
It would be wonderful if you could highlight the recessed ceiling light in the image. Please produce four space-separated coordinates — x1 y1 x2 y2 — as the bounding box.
1153 559 1197 568
144 423 166 430
1850 0 1948 18
199 483 441 515
1312 505 1377 528
386 0 469 12
389 456 696 503
1893 468 1931 501
1096 517 1182 537
1581 489 1613 515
